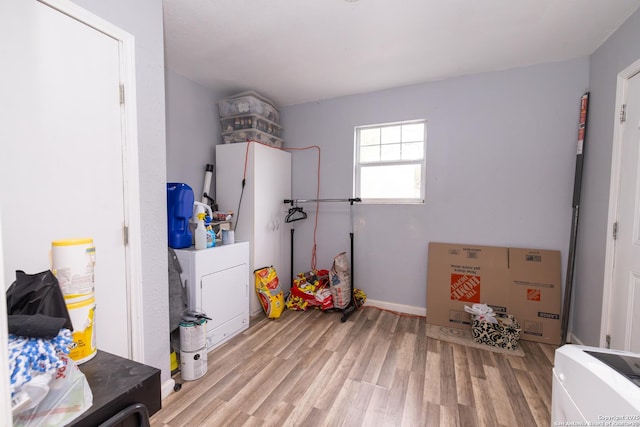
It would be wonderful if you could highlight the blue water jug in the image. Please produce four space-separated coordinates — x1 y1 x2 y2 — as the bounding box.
167 183 194 249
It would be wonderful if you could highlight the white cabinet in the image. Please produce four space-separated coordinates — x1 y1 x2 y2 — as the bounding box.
216 142 291 315
174 242 250 352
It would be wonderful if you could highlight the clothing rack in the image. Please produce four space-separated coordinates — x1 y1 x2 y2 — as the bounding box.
284 197 361 322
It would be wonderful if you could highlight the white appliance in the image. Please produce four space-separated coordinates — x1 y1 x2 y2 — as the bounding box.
216 142 291 315
552 344 640 423
174 242 250 352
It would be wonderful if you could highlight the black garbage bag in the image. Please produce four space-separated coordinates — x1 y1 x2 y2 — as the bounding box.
8 314 67 338
6 270 73 331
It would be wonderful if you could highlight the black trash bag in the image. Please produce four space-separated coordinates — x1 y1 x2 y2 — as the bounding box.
8 314 67 339
6 270 73 331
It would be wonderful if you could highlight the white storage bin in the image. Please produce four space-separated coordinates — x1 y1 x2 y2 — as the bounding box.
220 114 283 138
222 128 283 148
218 91 280 123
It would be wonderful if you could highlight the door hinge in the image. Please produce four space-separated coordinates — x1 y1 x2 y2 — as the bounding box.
620 104 626 123
119 83 125 105
606 334 611 349
613 222 618 240
123 225 129 245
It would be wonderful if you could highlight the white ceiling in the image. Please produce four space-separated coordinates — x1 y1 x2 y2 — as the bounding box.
163 0 640 107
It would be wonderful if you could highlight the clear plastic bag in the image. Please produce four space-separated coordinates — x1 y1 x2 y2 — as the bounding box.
13 355 93 427
329 252 351 309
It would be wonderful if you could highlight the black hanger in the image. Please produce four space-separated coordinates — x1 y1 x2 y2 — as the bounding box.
285 206 307 223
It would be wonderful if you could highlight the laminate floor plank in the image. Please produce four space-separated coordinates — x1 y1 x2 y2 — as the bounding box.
423 348 441 405
383 368 410 426
361 383 390 426
397 332 417 372
470 376 499 427
464 346 486 380
150 308 557 427
400 370 424 427
376 331 404 388
452 343 474 407
341 381 376 427
411 326 428 373
495 356 537 427
484 365 518 427
513 368 551 427
439 342 458 407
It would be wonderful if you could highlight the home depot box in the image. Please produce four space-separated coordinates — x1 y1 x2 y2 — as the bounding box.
508 248 562 345
426 242 562 345
426 243 510 328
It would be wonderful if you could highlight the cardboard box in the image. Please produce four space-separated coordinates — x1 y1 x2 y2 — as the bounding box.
508 248 562 345
426 242 562 345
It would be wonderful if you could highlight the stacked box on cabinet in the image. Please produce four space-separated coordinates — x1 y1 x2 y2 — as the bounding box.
218 91 283 147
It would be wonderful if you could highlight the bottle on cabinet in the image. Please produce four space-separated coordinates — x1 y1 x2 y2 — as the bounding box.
194 213 207 250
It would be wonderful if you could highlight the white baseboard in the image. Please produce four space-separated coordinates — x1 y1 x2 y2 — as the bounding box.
161 379 176 400
364 299 426 317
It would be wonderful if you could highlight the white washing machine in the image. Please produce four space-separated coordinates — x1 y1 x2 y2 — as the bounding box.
174 242 250 352
552 344 640 423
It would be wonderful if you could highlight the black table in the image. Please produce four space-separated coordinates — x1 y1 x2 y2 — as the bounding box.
68 350 161 426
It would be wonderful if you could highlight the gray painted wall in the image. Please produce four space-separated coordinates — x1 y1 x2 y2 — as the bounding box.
281 58 589 310
71 0 170 382
572 8 640 346
165 69 223 198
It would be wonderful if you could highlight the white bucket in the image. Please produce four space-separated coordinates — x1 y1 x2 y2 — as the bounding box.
180 348 207 381
51 238 96 299
179 319 206 352
67 296 97 364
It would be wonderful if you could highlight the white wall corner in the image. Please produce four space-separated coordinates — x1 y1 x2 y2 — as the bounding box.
567 332 585 346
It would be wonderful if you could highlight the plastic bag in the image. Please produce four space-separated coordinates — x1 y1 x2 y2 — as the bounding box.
329 252 351 309
255 266 284 319
287 270 333 311
6 270 73 331
13 355 93 427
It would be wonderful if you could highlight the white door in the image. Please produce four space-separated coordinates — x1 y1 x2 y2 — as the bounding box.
609 72 640 352
1 0 130 357
253 144 291 313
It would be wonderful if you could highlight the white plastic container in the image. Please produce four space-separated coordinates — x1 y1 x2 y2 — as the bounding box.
220 115 283 138
221 128 283 148
51 238 96 299
218 91 280 123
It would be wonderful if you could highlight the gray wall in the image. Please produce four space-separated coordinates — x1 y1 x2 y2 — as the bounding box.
572 8 640 346
71 0 170 382
165 69 224 198
281 58 589 310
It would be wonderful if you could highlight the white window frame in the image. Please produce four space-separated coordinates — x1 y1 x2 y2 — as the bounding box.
353 119 427 204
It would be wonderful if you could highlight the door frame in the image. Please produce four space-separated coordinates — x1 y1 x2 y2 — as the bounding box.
601 56 640 348
38 0 145 360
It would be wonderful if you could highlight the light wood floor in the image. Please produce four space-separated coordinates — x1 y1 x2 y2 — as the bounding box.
150 306 556 427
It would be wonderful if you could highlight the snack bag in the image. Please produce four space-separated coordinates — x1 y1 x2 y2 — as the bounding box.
254 266 284 319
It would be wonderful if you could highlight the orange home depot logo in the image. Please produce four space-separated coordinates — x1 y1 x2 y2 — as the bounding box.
527 289 541 302
450 274 480 302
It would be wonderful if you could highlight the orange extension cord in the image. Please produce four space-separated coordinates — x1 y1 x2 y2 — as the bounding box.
241 141 322 270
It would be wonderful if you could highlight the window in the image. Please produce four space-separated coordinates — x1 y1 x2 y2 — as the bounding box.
354 120 426 204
